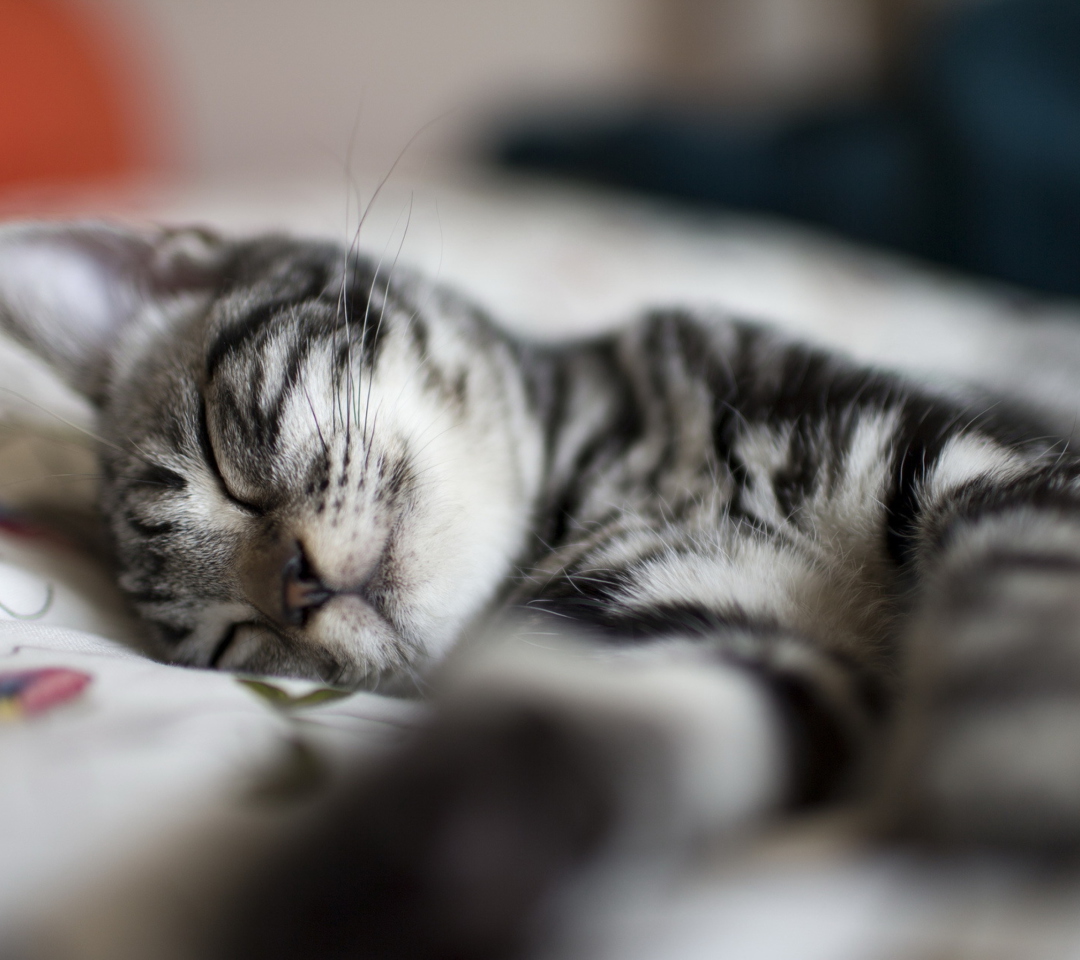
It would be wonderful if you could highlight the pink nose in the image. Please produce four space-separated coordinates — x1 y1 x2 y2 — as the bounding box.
281 546 332 625
242 536 332 629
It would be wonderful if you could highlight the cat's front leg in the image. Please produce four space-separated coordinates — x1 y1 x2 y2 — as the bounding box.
216 636 788 960
885 512 1080 848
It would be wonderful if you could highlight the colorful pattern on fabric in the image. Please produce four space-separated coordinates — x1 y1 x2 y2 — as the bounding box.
0 669 91 720
0 505 74 550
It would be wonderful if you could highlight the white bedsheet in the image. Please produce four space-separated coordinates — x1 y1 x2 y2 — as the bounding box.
0 570 420 934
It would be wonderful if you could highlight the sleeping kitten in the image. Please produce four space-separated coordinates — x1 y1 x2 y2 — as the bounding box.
4 221 1080 959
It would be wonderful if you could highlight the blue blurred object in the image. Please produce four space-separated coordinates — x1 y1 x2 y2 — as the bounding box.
926 0 1080 293
496 0 1080 297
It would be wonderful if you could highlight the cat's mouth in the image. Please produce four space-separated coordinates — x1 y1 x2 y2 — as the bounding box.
209 533 402 680
207 592 403 684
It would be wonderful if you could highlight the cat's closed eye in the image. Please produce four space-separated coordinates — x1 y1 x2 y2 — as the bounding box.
131 464 188 491
198 404 268 515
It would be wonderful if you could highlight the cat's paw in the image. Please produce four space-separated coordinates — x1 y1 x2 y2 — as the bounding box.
884 559 1080 849
220 700 617 960
217 637 786 960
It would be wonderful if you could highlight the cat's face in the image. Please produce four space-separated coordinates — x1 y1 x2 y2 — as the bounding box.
0 223 544 688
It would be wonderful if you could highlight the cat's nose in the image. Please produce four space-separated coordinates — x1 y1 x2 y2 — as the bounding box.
241 535 334 629
281 543 333 625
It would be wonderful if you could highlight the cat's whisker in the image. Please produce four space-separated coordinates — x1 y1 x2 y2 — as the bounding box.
333 108 372 439
352 194 414 452
398 419 458 470
352 230 395 452
332 199 366 439
342 117 442 450
363 192 415 448
1052 438 1073 470
0 472 107 491
353 112 444 240
957 400 1004 435
0 386 159 469
337 132 414 446
361 407 380 475
297 362 329 461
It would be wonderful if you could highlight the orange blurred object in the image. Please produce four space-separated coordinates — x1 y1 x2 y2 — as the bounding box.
0 0 162 192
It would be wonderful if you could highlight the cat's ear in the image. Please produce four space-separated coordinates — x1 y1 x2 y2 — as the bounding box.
0 221 227 404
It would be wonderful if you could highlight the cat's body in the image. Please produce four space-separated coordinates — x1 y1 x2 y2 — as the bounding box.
4 221 1080 958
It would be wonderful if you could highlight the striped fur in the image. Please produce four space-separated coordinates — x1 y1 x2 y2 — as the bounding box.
5 221 1080 954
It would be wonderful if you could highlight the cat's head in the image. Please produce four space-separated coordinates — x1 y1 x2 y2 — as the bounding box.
0 221 544 688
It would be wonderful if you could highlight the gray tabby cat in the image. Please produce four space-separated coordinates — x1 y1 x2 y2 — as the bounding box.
3 221 1080 959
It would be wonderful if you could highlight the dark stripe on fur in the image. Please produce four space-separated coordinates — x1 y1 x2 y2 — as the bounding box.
762 668 861 808
205 299 293 378
526 592 781 645
927 471 1080 557
124 514 174 537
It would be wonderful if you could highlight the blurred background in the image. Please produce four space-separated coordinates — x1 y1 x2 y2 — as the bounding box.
1 0 1077 294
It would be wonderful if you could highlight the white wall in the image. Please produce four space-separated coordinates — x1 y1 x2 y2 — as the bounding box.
85 0 985 182
94 0 653 179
